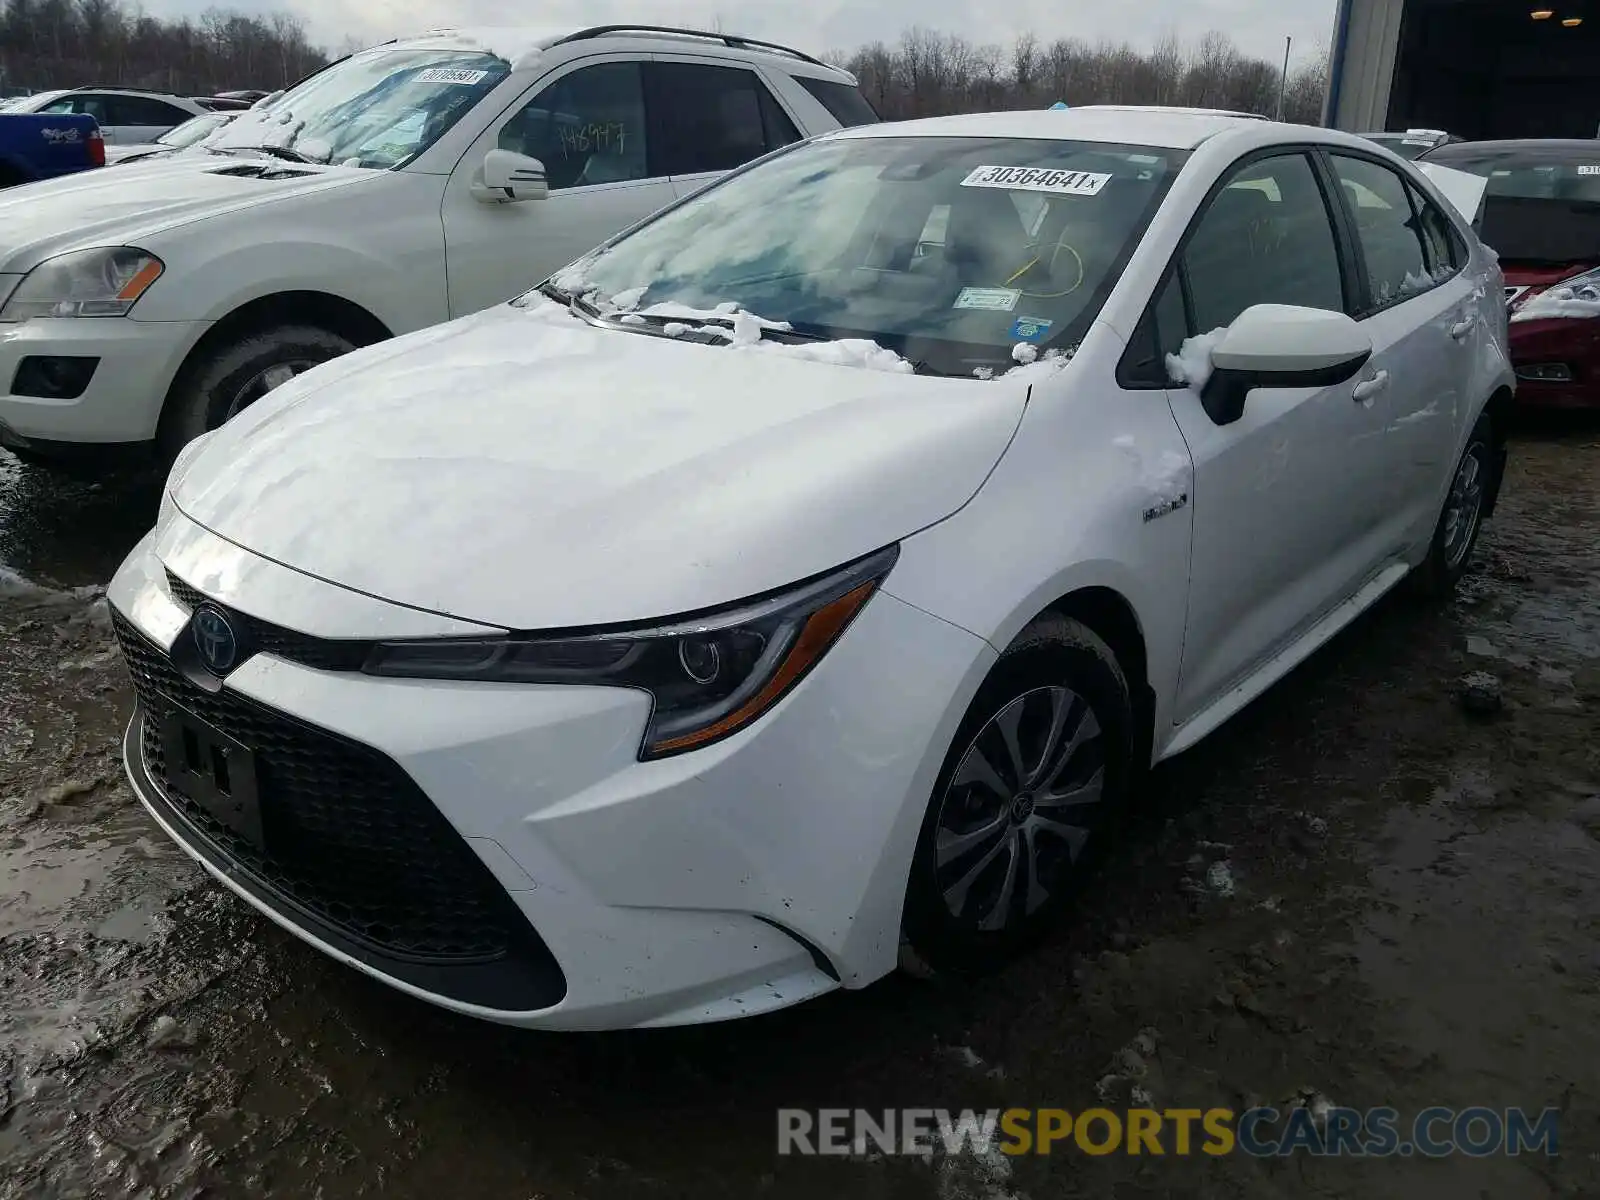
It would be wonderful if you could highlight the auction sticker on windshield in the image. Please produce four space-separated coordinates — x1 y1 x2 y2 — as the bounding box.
961 166 1112 196
955 287 1021 312
414 67 489 85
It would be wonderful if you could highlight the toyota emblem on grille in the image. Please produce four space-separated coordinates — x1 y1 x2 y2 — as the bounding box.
192 605 239 674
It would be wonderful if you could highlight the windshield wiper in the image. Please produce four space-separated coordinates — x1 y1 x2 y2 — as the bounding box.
537 280 601 319
233 144 314 164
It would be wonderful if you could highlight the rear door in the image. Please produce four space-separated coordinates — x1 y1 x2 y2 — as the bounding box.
642 58 804 201
1322 151 1479 549
440 56 676 315
110 96 194 144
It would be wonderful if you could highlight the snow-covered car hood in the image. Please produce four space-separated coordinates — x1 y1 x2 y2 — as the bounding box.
0 156 378 273
172 303 1029 630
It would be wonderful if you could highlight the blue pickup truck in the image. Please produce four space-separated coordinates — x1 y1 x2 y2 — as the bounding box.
0 112 104 188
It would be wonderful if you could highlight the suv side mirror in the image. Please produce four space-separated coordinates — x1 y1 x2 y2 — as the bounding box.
471 149 549 204
1201 304 1372 426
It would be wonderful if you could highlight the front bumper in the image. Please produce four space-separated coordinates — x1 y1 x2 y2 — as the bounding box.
0 315 206 446
1508 317 1600 409
109 518 995 1029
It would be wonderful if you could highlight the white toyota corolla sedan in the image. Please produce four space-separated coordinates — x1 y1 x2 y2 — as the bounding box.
109 107 1514 1030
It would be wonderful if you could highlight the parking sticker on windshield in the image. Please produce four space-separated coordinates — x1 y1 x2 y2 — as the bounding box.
1579 165 1600 176
961 165 1112 196
954 287 1021 312
1010 315 1054 342
414 67 489 85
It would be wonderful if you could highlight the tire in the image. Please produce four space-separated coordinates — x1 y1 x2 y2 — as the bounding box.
901 613 1134 977
157 324 356 464
1411 410 1496 600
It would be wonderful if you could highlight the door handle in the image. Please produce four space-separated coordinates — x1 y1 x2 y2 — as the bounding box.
1352 370 1390 402
1449 316 1474 340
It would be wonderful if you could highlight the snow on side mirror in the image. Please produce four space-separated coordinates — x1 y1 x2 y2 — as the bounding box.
472 149 549 204
1201 304 1373 426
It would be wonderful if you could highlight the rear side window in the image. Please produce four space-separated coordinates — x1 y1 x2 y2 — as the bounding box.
794 75 880 127
1327 154 1433 311
113 97 191 127
1404 178 1463 277
646 62 798 175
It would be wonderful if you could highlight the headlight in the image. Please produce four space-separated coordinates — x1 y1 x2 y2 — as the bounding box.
0 248 164 321
364 545 899 758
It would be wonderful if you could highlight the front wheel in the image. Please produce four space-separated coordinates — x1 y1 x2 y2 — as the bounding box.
158 324 356 464
1412 411 1496 599
901 614 1133 976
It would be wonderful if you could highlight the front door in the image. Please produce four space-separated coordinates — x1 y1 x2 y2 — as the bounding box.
440 57 675 317
1163 150 1398 723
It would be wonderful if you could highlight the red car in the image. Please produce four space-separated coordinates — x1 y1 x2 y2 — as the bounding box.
1421 139 1600 408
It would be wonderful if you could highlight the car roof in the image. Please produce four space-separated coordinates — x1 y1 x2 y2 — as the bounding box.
831 107 1289 150
1426 138 1599 155
389 24 853 79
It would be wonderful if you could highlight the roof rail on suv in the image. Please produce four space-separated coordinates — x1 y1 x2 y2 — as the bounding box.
548 25 829 69
68 84 176 96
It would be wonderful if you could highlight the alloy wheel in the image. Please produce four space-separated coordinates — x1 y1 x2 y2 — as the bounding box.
1442 441 1487 570
933 685 1107 933
223 358 317 421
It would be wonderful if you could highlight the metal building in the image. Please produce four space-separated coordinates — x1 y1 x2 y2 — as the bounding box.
1324 0 1600 139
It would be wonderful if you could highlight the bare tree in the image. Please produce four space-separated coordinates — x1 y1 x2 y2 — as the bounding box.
0 0 326 93
832 27 1329 125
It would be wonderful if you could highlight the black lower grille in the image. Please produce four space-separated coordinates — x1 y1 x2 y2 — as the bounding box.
113 608 566 1011
165 569 369 672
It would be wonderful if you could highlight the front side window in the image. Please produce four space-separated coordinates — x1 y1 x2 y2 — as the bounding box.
203 48 511 167
499 62 649 190
648 62 798 175
1183 153 1345 334
541 135 1185 377
1328 154 1433 310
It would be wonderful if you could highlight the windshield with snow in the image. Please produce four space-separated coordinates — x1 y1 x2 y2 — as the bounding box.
203 48 509 167
1422 144 1600 263
539 135 1185 377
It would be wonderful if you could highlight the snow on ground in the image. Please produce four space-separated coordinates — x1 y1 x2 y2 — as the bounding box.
1166 327 1229 390
0 566 101 605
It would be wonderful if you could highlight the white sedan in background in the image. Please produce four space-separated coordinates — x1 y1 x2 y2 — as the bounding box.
109 107 1513 1030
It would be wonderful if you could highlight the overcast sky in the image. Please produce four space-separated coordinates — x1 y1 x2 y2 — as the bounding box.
141 0 1337 66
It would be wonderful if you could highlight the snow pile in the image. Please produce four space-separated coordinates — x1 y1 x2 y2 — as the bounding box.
1 566 103 607
1166 327 1229 390
1512 282 1600 323
994 345 1077 383
1011 342 1039 365
410 25 559 68
295 136 333 164
1113 434 1190 499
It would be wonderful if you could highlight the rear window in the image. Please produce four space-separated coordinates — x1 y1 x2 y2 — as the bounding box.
794 75 879 127
1424 145 1600 262
1422 146 1600 202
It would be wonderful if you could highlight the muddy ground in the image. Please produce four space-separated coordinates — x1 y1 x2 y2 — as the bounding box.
1 419 1598 1200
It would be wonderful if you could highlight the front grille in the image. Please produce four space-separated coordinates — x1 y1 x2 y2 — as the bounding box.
165 569 369 671
113 608 566 1010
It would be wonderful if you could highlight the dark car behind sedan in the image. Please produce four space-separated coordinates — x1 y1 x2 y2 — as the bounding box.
1422 139 1600 408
